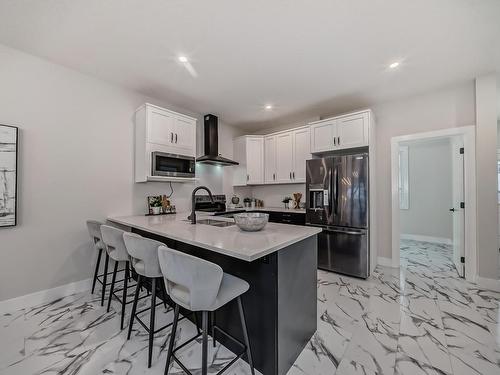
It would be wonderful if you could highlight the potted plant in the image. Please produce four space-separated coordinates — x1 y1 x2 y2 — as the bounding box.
282 196 292 209
150 196 163 215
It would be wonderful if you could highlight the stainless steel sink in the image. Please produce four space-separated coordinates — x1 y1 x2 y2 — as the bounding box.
196 219 235 227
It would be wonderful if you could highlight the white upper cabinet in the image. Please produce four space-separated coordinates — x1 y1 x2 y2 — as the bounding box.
292 127 311 182
310 119 336 153
264 135 277 183
135 103 197 182
148 106 176 146
275 132 294 183
336 112 369 149
310 110 371 153
172 116 197 155
233 136 264 186
142 103 196 157
233 110 372 186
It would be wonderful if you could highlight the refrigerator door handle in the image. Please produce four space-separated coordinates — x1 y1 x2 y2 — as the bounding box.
333 166 338 215
327 169 332 212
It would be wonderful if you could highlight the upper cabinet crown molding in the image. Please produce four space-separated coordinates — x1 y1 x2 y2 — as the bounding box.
135 103 197 183
310 109 371 153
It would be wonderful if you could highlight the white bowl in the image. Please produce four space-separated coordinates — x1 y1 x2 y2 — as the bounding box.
234 212 269 232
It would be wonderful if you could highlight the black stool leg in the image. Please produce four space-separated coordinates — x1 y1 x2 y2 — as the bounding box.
237 296 255 375
107 260 119 313
148 277 157 368
164 304 180 375
91 248 102 294
128 275 142 340
160 278 168 309
202 311 208 375
211 311 216 348
120 261 129 330
101 253 110 306
193 312 201 335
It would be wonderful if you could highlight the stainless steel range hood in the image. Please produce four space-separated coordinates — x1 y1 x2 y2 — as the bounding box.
196 114 239 166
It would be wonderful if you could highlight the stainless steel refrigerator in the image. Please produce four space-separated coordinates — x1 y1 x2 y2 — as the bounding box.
306 153 369 278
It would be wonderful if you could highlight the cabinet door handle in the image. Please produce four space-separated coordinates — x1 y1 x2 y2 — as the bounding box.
289 172 292 180
247 174 249 181
333 137 336 146
170 132 174 143
292 171 295 179
175 133 178 143
337 136 340 145
273 173 275 180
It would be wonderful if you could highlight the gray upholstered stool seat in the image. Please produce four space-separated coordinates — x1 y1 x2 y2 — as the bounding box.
100 225 136 330
123 232 174 368
158 246 254 375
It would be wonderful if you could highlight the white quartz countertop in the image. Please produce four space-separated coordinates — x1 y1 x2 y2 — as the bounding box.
108 213 320 262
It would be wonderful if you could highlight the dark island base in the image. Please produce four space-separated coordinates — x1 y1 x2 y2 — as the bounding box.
132 228 317 375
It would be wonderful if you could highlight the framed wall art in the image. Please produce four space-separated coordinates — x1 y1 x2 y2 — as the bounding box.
0 124 18 227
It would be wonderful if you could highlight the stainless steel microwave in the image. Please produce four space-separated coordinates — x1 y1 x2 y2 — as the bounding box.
151 152 195 178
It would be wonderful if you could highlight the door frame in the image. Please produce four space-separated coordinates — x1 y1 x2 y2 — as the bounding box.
390 126 477 282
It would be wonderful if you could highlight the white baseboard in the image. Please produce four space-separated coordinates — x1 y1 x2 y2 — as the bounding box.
400 234 452 245
0 278 92 314
377 257 396 268
474 276 500 292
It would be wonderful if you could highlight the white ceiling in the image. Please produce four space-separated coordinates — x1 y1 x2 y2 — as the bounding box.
0 0 498 129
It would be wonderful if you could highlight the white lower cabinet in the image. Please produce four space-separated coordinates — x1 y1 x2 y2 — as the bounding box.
233 136 264 185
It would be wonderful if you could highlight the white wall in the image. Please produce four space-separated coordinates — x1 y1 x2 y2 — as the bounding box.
399 139 453 241
373 82 476 259
243 184 306 208
0 44 244 301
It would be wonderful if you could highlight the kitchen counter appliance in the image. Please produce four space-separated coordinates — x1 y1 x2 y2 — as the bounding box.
306 153 369 278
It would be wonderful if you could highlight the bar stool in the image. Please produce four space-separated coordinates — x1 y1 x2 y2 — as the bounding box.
100 225 135 330
158 246 255 375
86 220 111 306
123 232 173 368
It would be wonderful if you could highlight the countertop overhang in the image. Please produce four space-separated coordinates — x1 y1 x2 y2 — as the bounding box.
108 213 321 262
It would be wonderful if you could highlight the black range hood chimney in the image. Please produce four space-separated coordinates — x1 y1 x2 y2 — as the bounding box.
196 114 239 166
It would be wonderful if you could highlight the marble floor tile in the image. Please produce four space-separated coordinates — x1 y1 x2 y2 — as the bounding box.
1 240 499 375
336 357 379 375
394 352 450 375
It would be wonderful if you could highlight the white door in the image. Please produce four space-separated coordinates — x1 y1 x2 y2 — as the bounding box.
246 137 264 184
264 135 277 183
173 117 196 156
336 112 369 149
148 107 176 146
292 128 310 182
451 136 465 277
310 120 336 153
275 132 294 183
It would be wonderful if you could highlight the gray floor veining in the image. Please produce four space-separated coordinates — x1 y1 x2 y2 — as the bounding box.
1 240 499 374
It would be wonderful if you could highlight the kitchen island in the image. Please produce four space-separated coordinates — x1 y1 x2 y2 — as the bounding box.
108 214 320 375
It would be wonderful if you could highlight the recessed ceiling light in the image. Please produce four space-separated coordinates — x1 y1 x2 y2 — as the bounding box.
389 61 400 69
265 104 273 110
178 56 188 63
